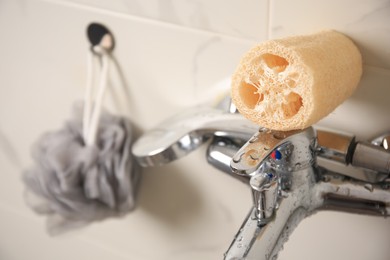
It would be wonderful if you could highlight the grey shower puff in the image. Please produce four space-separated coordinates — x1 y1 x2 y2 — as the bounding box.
23 102 141 235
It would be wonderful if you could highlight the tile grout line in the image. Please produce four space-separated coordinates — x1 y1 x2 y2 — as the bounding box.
0 200 41 223
40 0 257 44
267 0 272 40
363 64 390 73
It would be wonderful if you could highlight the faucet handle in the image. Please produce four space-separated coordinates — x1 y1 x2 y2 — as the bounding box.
250 172 279 224
231 127 316 176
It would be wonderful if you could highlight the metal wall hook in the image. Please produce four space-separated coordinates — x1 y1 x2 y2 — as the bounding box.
87 22 115 55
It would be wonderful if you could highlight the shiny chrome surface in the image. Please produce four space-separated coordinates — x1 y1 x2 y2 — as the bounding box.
225 170 390 260
133 105 390 260
132 107 256 167
372 133 390 150
316 129 355 164
352 142 390 175
250 172 279 222
210 128 390 260
225 167 317 260
206 137 249 184
231 128 316 177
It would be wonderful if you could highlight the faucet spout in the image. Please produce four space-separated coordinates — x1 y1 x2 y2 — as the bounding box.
224 168 390 260
223 125 390 260
224 168 318 260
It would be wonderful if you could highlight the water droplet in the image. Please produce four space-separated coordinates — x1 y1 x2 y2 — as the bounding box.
237 243 242 248
237 236 243 242
284 150 292 157
250 175 265 189
273 132 286 140
232 152 244 163
364 184 374 192
217 140 226 146
280 191 289 198
246 149 260 161
249 136 259 143
264 146 270 151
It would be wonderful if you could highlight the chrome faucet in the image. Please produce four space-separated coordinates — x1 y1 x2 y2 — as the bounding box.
219 127 390 259
132 101 390 260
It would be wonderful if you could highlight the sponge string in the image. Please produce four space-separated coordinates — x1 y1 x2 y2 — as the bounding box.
82 50 95 143
85 52 110 146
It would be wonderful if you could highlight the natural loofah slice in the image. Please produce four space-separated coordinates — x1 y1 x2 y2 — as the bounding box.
231 30 362 131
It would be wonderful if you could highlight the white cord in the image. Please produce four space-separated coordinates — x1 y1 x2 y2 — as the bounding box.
83 51 95 143
85 54 110 146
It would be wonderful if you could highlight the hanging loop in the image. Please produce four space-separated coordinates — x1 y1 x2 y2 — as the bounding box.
83 23 115 146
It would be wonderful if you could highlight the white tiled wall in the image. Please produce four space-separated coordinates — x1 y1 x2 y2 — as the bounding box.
270 0 390 69
58 0 269 41
0 0 389 259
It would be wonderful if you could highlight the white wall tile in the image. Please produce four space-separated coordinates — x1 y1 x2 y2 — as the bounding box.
270 0 390 69
0 207 133 260
54 0 269 41
1 0 390 260
279 211 390 260
317 66 390 140
0 0 252 259
0 0 255 136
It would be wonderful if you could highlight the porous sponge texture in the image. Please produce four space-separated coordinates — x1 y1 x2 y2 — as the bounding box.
231 30 362 131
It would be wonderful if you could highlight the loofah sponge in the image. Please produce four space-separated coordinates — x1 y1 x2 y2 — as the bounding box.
231 30 362 131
